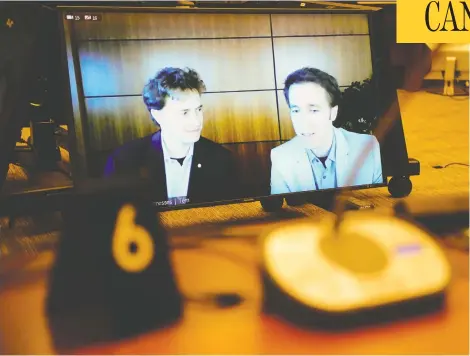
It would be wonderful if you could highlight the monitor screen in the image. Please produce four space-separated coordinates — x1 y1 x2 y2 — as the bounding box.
58 5 407 210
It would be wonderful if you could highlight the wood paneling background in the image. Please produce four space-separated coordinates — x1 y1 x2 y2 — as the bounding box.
74 13 272 40
86 92 280 151
67 11 373 194
78 38 276 96
85 96 155 151
271 14 369 36
273 36 372 88
223 141 281 197
201 91 280 144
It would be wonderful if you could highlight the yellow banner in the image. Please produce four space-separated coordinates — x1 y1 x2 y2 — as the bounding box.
397 0 470 43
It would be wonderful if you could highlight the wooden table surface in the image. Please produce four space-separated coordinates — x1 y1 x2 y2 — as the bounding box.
77 241 470 355
0 90 468 355
0 223 468 355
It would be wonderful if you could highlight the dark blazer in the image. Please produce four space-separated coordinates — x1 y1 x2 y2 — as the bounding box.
103 131 240 205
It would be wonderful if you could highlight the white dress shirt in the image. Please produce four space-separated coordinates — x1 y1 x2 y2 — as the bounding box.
270 127 383 195
161 137 194 205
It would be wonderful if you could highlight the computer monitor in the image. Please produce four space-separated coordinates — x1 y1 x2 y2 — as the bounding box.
25 1 411 212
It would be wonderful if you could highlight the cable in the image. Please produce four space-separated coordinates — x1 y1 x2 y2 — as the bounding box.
432 162 470 169
170 241 254 310
183 292 246 308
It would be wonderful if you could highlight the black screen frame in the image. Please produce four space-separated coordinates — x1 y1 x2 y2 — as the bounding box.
57 3 410 212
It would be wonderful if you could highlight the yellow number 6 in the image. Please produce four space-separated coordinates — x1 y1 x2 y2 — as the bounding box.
112 204 155 273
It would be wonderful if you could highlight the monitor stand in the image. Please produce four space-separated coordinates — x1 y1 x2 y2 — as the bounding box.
259 158 421 213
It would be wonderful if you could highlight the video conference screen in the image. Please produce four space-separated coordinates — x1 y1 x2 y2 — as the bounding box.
62 9 386 208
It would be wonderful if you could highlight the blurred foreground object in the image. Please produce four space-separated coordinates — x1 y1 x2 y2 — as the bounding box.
46 188 182 352
262 211 451 329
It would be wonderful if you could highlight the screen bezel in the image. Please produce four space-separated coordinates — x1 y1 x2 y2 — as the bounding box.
57 3 410 212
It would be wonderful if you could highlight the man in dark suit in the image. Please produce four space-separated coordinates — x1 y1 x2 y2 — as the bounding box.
104 67 239 206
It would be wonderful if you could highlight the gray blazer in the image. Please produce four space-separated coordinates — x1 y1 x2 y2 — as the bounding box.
270 127 383 195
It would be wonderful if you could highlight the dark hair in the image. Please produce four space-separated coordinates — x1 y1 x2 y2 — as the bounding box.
143 67 206 112
283 67 341 108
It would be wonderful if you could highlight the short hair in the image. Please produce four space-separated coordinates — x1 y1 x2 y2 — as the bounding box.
283 67 341 108
142 67 206 112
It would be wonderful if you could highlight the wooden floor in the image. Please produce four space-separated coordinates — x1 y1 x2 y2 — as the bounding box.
397 89 469 196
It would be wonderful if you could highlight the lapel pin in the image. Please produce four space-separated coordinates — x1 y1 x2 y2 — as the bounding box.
197 163 202 168
6 18 14 29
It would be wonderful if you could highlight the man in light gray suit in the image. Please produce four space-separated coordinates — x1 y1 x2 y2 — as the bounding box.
270 67 383 195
